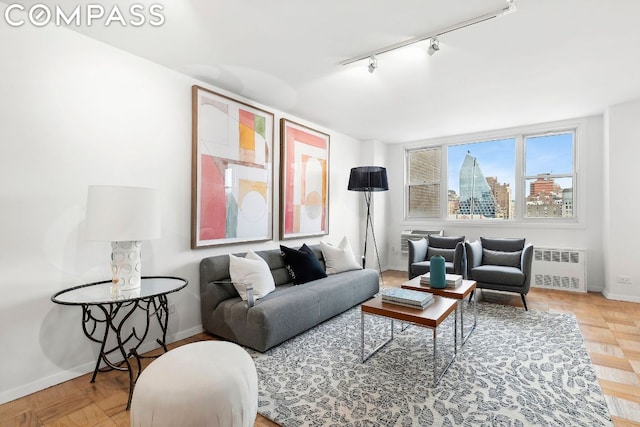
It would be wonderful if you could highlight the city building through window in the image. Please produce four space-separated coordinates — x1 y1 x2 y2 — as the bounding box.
405 127 576 221
448 138 515 220
524 132 575 218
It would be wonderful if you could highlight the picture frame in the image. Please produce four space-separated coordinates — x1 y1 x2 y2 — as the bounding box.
191 85 274 248
279 118 330 240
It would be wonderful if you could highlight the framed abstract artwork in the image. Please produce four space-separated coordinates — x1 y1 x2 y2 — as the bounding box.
279 118 330 240
191 85 274 248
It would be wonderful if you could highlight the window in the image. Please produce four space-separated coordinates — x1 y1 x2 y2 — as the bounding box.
405 124 577 222
524 131 575 218
406 147 440 218
447 138 515 220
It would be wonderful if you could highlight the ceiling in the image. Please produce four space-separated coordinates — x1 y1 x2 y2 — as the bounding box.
17 0 640 142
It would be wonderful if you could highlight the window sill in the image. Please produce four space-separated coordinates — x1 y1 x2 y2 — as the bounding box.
402 218 585 230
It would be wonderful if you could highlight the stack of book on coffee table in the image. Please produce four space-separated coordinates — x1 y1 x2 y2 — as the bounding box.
420 273 463 288
381 288 433 309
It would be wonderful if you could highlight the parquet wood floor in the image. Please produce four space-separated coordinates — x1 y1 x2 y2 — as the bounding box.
2 270 639 426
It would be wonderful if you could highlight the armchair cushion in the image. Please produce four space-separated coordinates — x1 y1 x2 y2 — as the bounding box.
471 265 525 287
408 238 428 264
428 235 465 249
482 248 522 268
480 237 525 252
411 260 455 278
427 247 455 262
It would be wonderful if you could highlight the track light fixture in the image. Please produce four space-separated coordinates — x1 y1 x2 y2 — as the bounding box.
340 0 516 68
368 55 378 73
427 37 440 56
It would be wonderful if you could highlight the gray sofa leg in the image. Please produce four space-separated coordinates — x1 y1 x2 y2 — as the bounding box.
521 294 528 311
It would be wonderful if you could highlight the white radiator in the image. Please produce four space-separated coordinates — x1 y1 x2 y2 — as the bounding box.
531 247 586 292
400 230 443 253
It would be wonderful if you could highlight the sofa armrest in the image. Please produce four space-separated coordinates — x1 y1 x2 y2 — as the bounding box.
200 280 236 324
209 281 255 307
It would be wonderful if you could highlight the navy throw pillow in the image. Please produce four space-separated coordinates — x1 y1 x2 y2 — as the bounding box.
280 244 327 285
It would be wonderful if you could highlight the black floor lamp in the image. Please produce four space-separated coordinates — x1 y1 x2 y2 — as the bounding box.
347 166 389 273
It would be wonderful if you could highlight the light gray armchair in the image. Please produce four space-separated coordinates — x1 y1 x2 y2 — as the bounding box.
407 235 466 279
465 237 534 310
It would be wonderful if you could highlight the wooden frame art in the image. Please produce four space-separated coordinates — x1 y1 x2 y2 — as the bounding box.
279 118 330 240
191 85 274 248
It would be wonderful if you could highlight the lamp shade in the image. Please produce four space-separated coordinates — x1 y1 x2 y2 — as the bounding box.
347 166 389 192
86 185 161 241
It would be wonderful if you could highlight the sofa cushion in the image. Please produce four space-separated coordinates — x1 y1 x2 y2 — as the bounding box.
428 235 464 249
427 247 455 262
481 237 525 252
320 236 362 274
228 250 275 300
471 265 525 286
280 244 327 285
482 248 522 268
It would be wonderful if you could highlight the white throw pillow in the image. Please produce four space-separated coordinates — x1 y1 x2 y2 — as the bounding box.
229 250 275 300
320 236 362 274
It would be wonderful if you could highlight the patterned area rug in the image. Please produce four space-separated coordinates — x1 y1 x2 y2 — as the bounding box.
250 302 612 426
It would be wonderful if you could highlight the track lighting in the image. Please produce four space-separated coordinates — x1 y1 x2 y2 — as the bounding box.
340 0 516 68
427 37 440 56
502 0 517 15
368 55 378 73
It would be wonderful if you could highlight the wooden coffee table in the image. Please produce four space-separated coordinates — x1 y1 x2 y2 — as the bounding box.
402 277 477 347
360 295 457 386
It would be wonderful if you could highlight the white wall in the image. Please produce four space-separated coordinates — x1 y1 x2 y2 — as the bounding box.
603 99 640 301
384 116 605 292
354 140 389 271
0 23 364 403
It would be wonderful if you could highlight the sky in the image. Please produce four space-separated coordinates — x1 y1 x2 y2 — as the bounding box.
447 133 574 195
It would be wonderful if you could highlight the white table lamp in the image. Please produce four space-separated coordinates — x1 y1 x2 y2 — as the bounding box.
86 185 161 291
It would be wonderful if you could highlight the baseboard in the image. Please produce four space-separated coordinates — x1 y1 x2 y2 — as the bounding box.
0 324 204 405
388 264 408 272
168 325 205 343
586 285 604 293
602 289 640 303
0 360 97 405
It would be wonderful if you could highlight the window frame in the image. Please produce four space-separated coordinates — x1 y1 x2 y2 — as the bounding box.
522 130 577 220
403 118 583 226
405 146 441 219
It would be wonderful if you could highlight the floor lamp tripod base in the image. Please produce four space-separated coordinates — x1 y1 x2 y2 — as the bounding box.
347 165 389 280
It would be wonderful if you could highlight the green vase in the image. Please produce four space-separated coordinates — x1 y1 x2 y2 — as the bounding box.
430 255 446 289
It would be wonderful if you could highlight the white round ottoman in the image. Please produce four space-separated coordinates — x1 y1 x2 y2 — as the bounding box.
130 341 258 427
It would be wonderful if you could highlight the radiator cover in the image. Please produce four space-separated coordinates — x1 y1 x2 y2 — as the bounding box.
531 247 586 292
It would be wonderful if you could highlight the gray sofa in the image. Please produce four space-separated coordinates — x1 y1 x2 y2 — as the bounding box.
200 245 379 352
